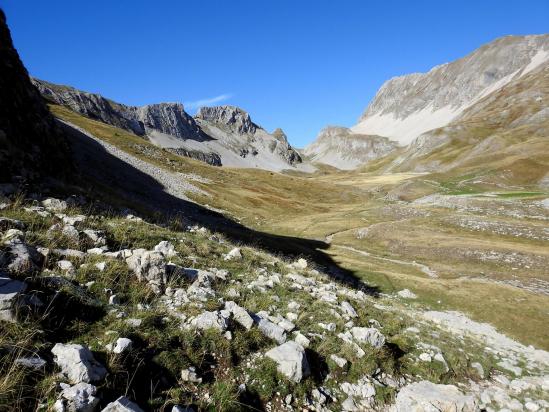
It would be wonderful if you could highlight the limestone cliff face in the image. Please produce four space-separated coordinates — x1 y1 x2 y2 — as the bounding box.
353 35 549 145
127 103 204 140
32 79 205 141
306 34 549 170
34 78 305 170
0 10 70 182
194 106 303 169
195 106 258 135
303 127 398 170
32 79 145 136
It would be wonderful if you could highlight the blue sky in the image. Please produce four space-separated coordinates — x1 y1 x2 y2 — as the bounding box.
3 0 548 147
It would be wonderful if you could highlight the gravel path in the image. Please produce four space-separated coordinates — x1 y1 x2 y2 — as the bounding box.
335 244 439 278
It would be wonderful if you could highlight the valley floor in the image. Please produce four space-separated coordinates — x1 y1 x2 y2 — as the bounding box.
11 104 544 410
52 104 549 351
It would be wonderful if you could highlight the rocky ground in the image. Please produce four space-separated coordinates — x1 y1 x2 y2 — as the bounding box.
1 189 548 411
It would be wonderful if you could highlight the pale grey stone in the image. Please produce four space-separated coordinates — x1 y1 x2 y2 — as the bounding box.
255 315 286 344
330 354 348 368
111 338 132 354
51 343 107 384
153 241 177 258
293 332 310 348
224 301 253 330
83 230 106 246
224 247 242 261
191 311 228 332
101 396 143 412
340 301 358 318
350 327 385 348
397 289 417 299
265 341 310 383
0 274 27 322
126 249 166 290
58 382 99 412
14 356 46 370
181 366 202 383
42 198 68 212
395 381 477 412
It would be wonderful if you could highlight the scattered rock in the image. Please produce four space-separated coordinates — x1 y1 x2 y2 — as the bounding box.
293 332 310 348
101 396 143 412
107 338 133 354
292 258 308 270
397 289 417 299
395 381 477 412
83 229 107 246
0 217 25 231
14 356 46 370
419 353 432 362
340 301 358 318
42 198 68 212
53 224 80 242
190 311 228 332
154 241 177 258
471 362 485 378
125 318 142 328
224 247 242 261
126 249 167 292
95 261 107 272
172 406 195 412
2 239 43 273
341 378 376 400
2 228 24 242
57 382 99 412
0 274 27 321
330 354 348 368
181 366 202 383
254 314 287 344
341 396 359 411
51 343 107 383
57 260 75 275
319 322 336 332
350 327 385 348
224 301 254 330
265 340 310 383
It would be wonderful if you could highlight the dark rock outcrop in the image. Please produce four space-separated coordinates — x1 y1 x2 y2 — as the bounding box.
32 79 145 136
0 10 70 182
166 148 222 166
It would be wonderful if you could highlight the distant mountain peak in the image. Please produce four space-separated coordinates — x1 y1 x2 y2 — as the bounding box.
195 105 259 135
352 34 549 145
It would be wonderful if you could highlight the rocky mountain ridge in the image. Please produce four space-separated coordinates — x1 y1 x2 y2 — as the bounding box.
33 79 206 142
32 80 304 172
380 61 549 186
353 34 549 145
305 34 549 171
303 127 399 170
195 106 258 135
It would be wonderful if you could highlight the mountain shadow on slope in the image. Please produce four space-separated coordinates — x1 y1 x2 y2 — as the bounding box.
62 121 379 295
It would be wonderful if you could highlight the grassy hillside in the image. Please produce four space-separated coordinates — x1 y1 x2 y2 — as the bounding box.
50 104 549 350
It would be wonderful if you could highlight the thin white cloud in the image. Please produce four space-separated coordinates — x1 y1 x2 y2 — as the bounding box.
184 94 232 110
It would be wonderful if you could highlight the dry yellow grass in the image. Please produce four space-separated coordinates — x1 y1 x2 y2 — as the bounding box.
51 103 549 350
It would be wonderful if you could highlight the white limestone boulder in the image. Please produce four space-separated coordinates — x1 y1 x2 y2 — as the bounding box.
265 341 310 383
51 343 107 384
